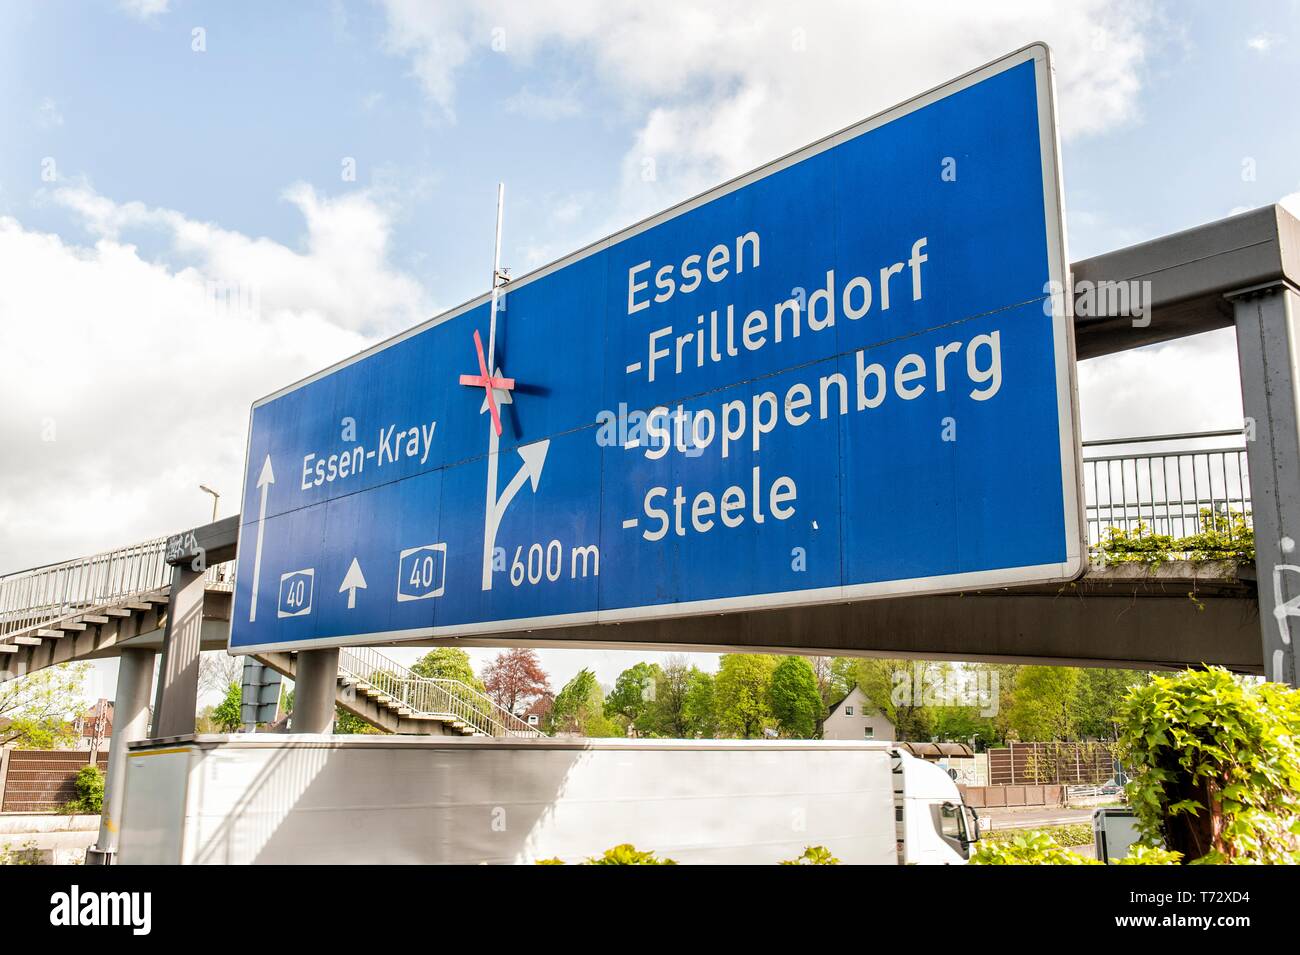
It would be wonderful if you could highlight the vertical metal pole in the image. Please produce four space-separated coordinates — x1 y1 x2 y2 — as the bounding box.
479 183 506 590
291 648 340 733
487 182 505 369
1232 282 1300 686
86 648 156 864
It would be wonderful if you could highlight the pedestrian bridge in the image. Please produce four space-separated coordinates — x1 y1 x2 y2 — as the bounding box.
0 429 1261 680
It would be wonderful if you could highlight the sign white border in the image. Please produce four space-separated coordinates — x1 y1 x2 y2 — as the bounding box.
229 43 1084 654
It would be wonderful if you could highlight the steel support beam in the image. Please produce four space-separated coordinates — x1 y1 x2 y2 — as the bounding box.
1073 204 1300 359
1233 282 1300 686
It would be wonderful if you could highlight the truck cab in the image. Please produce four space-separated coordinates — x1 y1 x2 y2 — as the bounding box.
894 749 980 864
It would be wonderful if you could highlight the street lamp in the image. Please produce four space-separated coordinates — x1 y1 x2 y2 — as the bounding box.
199 485 220 523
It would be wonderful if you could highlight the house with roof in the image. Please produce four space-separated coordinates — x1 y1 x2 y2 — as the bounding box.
823 686 895 741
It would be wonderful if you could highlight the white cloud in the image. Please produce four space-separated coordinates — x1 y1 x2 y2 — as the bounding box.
1077 328 1243 441
0 185 431 572
118 0 170 20
49 182 428 336
1246 32 1283 53
380 0 1155 217
36 97 64 129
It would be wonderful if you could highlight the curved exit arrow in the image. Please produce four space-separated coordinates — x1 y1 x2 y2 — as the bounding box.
480 439 550 590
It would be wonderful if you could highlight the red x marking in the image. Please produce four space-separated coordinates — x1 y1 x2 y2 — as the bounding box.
458 329 515 436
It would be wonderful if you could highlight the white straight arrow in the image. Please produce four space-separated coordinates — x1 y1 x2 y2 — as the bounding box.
339 557 367 609
248 455 274 622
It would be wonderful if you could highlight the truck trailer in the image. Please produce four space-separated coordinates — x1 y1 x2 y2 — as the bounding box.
117 735 978 865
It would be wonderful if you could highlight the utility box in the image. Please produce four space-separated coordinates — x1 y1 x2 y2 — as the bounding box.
1092 806 1140 863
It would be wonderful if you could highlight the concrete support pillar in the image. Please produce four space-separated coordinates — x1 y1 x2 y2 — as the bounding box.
291 648 339 733
86 647 156 864
1233 281 1300 686
151 564 205 738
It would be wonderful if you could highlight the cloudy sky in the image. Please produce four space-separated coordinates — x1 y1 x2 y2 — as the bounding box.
2 0 1297 692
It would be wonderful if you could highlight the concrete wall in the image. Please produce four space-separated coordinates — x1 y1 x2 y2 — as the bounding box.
0 813 99 864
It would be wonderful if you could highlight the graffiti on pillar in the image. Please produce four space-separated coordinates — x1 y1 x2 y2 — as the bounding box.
1271 536 1298 683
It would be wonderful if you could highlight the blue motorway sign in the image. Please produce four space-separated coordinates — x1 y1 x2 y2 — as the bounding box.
228 44 1082 654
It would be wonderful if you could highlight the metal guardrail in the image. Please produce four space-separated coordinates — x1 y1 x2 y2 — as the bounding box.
338 645 542 738
1082 429 1251 548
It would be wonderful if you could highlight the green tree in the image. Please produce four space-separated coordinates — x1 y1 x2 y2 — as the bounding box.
769 657 822 738
854 658 933 740
411 647 493 724
981 662 1021 744
682 669 717 738
0 662 89 749
642 656 695 737
1073 668 1149 740
212 681 243 732
928 703 996 746
822 658 859 707
548 669 620 737
714 654 777 738
411 647 486 693
604 662 662 727
1006 666 1081 741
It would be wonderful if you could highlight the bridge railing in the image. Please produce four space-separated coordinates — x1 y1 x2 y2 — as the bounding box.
0 539 237 644
1082 428 1251 551
205 561 237 592
0 538 172 642
338 645 542 738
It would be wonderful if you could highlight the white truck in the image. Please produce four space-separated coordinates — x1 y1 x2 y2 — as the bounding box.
116 735 979 865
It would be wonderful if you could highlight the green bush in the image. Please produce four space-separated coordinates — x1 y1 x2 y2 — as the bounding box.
780 845 840 865
61 764 104 815
970 830 1098 865
1094 511 1253 565
983 823 1093 848
1095 523 1176 564
0 841 42 866
1114 843 1183 865
535 844 678 865
1116 667 1300 864
586 844 677 865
